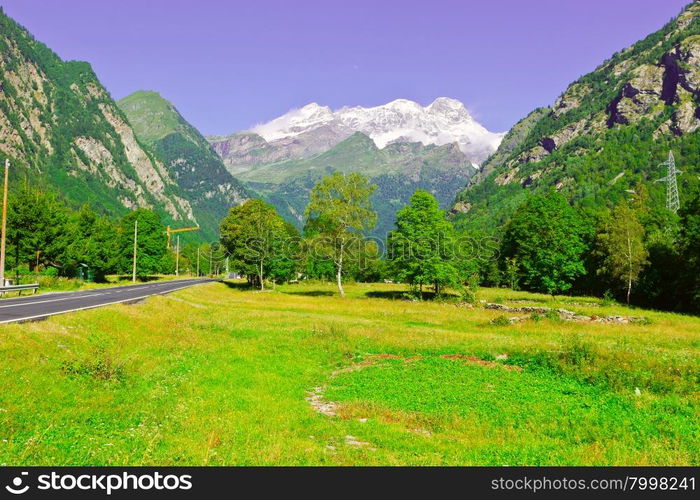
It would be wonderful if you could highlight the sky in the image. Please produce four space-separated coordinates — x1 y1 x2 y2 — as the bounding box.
0 0 691 135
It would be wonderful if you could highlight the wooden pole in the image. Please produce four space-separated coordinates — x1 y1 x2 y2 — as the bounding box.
0 159 9 286
196 247 200 277
132 219 138 283
175 235 180 276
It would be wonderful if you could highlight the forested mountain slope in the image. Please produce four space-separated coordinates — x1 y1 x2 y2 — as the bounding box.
0 8 197 226
235 131 476 237
118 91 250 240
454 1 700 232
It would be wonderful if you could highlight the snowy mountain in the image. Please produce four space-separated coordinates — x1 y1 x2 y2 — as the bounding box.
249 97 504 165
206 97 495 238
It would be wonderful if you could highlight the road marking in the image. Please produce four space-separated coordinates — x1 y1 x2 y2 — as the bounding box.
0 281 213 324
0 293 104 309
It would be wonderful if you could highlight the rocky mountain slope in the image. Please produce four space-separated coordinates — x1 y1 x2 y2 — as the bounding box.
454 1 700 232
118 91 250 239
0 9 197 225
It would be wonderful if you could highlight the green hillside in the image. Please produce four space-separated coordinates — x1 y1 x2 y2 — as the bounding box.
454 2 700 233
118 91 251 240
0 9 195 226
118 90 201 144
238 132 475 237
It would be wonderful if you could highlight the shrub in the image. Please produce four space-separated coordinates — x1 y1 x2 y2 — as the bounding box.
489 315 511 326
601 290 616 307
61 348 125 382
561 335 596 367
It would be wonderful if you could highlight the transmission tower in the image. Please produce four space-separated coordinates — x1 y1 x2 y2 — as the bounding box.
656 151 681 213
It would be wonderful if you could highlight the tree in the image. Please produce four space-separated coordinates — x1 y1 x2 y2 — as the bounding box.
594 203 649 304
220 199 288 290
305 172 377 297
7 185 70 274
267 221 302 285
388 190 463 298
504 257 519 290
678 187 700 312
502 192 590 295
116 209 167 278
65 205 117 281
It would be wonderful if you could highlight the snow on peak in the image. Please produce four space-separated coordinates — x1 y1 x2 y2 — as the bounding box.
251 103 334 142
250 98 504 164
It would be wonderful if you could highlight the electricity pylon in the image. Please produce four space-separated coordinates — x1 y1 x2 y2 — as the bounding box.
656 151 681 213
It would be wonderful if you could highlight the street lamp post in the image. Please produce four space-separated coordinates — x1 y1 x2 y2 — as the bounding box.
0 159 9 286
132 219 138 283
175 235 180 276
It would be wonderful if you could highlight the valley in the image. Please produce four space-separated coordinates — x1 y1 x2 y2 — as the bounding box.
0 0 698 471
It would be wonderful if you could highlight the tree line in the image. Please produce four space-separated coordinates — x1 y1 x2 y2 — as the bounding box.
4 184 221 282
6 172 699 314
220 173 700 314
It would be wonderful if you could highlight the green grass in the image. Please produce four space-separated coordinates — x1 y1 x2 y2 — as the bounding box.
0 281 697 465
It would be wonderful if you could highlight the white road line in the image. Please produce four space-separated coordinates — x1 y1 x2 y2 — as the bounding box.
0 293 104 309
0 282 210 324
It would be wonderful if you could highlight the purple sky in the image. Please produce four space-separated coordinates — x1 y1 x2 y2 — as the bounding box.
0 0 691 135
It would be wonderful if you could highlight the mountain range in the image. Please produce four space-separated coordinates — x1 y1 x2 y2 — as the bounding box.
1 2 699 246
249 98 502 164
208 98 501 235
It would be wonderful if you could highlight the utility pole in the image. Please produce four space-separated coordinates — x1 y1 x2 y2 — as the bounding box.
196 247 200 277
209 245 213 277
0 159 9 286
175 235 180 277
225 256 229 276
132 219 138 283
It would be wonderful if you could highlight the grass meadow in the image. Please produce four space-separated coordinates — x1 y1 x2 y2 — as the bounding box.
0 281 697 465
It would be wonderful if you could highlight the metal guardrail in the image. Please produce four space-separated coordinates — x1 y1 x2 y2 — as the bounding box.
0 283 39 296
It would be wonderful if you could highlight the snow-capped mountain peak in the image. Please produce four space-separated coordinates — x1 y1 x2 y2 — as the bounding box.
252 102 334 142
250 98 504 164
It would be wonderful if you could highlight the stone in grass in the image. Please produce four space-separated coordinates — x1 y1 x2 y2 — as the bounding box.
345 435 372 448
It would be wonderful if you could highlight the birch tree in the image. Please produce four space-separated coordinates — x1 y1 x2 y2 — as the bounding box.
595 203 649 305
305 172 376 297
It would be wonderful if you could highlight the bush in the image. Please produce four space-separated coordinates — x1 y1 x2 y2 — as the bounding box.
489 315 511 326
601 289 617 307
460 273 480 303
561 335 596 367
41 266 59 277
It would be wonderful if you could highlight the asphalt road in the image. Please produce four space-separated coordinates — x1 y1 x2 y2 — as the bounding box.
0 278 217 324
